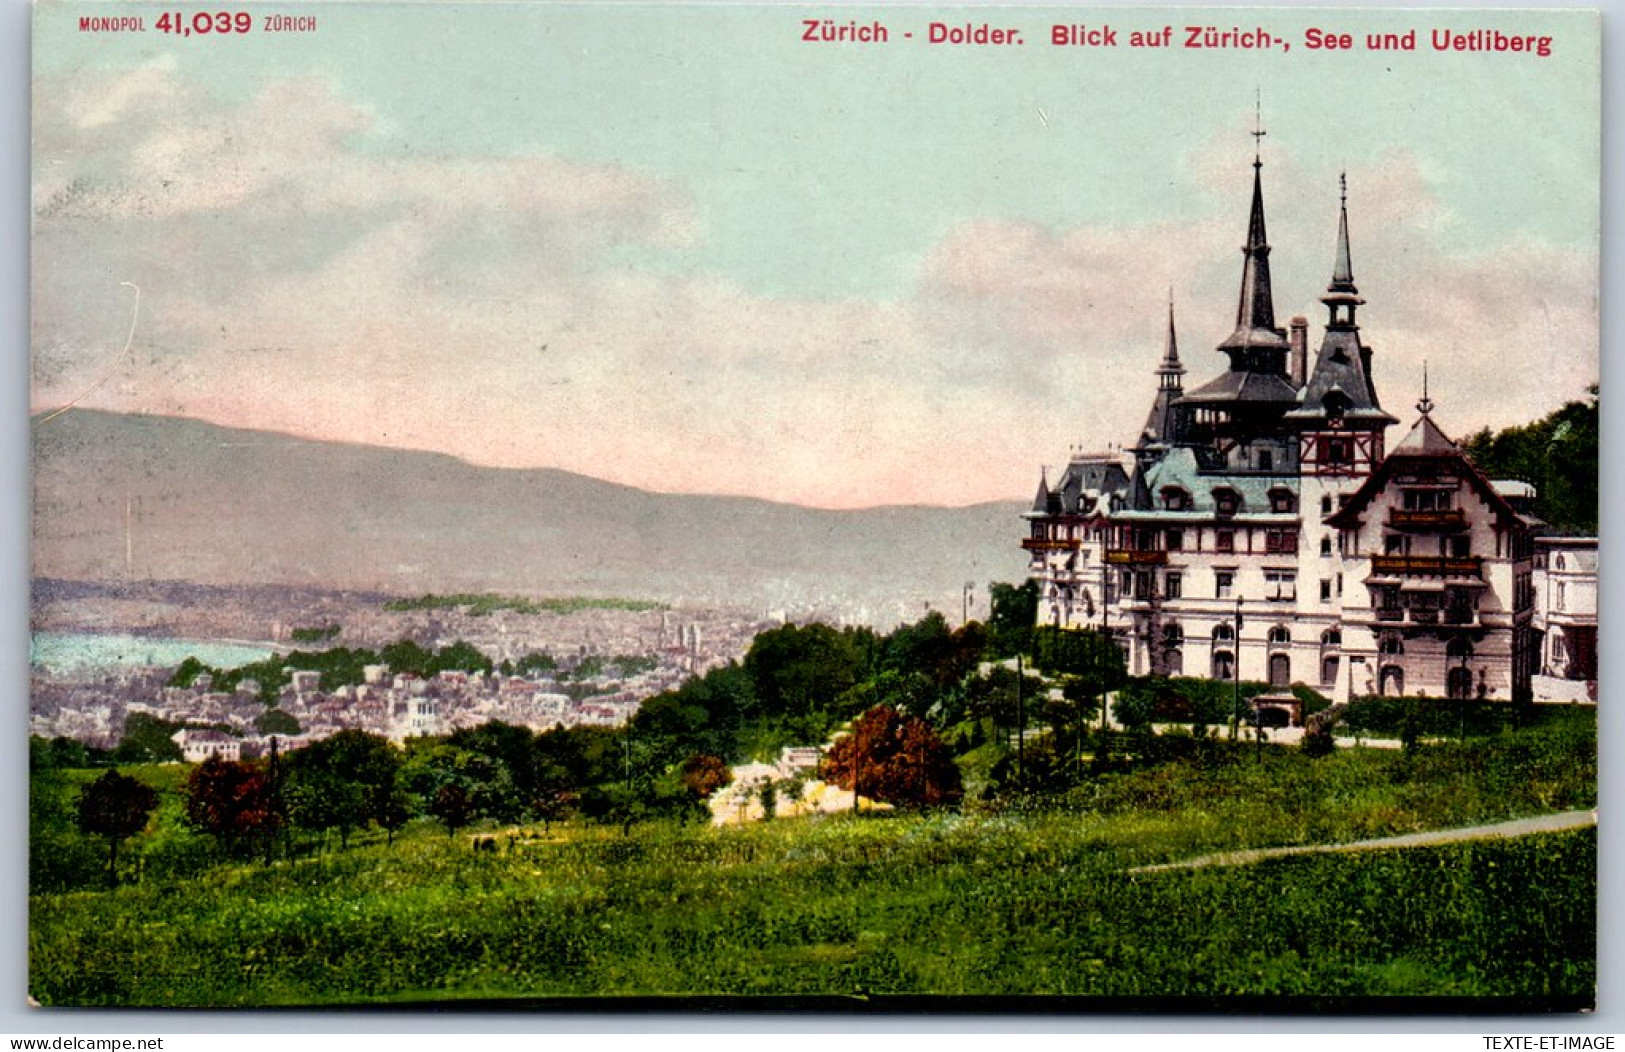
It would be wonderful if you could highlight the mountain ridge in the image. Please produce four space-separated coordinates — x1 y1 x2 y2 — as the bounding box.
32 410 1030 624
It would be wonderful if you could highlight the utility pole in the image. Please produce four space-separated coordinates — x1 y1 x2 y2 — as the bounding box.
1231 596 1243 743
851 735 861 816
1016 653 1025 788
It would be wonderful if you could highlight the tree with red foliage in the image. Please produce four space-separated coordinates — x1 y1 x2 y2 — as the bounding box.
183 756 283 860
822 705 962 810
76 769 159 887
679 753 731 799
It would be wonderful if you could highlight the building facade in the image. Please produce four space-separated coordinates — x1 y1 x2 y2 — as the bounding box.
1023 148 1545 704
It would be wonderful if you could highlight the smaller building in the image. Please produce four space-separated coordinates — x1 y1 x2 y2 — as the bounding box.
1532 536 1598 700
172 728 241 764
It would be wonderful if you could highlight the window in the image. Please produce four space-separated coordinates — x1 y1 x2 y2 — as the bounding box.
1258 449 1274 472
1120 570 1134 598
1449 535 1471 558
1322 437 1352 465
1321 655 1340 685
1161 487 1190 511
1216 571 1234 600
1165 572 1183 599
1321 495 1333 515
1378 633 1404 656
1319 579 1332 602
1212 650 1235 680
1265 530 1298 554
1216 530 1235 554
1268 626 1291 645
1214 488 1241 517
1165 528 1184 552
1268 653 1291 688
1384 535 1406 555
1269 488 1296 514
1320 536 1332 556
1403 489 1453 512
1265 571 1296 601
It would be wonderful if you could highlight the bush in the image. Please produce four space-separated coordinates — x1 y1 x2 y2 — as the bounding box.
1342 695 1516 739
1117 677 1269 726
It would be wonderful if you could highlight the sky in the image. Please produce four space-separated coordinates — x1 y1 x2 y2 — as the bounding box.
30 4 1600 509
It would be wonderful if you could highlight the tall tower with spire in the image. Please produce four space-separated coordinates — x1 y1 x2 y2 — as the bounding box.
1284 175 1398 617
1285 175 1397 476
1172 119 1300 474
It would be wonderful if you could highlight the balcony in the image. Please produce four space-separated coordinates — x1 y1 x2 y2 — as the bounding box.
1388 509 1468 531
1371 555 1483 577
1105 549 1168 566
1370 607 1478 627
1022 537 1080 553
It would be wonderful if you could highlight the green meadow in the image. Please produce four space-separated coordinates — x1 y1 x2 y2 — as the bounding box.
29 710 1595 1007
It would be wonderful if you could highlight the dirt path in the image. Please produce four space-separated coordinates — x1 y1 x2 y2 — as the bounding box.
1127 808 1597 875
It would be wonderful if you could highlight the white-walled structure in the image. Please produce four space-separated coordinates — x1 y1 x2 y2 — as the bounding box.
1023 151 1560 704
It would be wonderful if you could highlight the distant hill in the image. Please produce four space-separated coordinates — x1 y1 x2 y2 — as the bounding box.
32 410 1029 625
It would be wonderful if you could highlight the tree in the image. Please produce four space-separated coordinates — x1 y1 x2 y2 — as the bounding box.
114 712 184 764
987 580 1039 657
254 708 301 737
679 753 731 799
428 782 473 836
75 770 158 887
375 786 413 846
183 757 282 859
822 705 963 810
1462 387 1598 535
285 730 401 847
744 622 870 724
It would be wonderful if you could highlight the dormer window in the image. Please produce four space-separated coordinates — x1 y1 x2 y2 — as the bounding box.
1214 488 1241 518
1322 389 1351 428
1269 487 1296 514
1161 486 1191 512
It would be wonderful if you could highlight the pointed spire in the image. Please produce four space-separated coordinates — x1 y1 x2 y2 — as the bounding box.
1031 467 1052 514
1159 288 1185 378
1320 172 1366 328
1331 172 1355 290
1219 108 1287 357
1417 361 1434 416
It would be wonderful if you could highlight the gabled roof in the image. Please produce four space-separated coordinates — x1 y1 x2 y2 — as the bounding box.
1326 412 1532 530
1390 412 1457 455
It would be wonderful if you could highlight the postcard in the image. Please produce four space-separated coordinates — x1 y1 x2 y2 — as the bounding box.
29 3 1599 1009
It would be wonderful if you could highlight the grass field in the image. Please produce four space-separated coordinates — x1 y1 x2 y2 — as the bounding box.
29 711 1596 1006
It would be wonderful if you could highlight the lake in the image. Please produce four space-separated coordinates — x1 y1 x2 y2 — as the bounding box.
30 632 278 676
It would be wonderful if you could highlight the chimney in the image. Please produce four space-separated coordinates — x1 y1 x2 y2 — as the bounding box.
1289 315 1309 387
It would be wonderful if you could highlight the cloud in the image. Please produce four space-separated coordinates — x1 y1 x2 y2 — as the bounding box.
31 68 1598 509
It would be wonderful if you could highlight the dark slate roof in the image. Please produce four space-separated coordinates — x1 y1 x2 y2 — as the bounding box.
1039 456 1132 516
1390 412 1457 455
1283 330 1394 423
1218 162 1290 354
1180 368 1300 405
